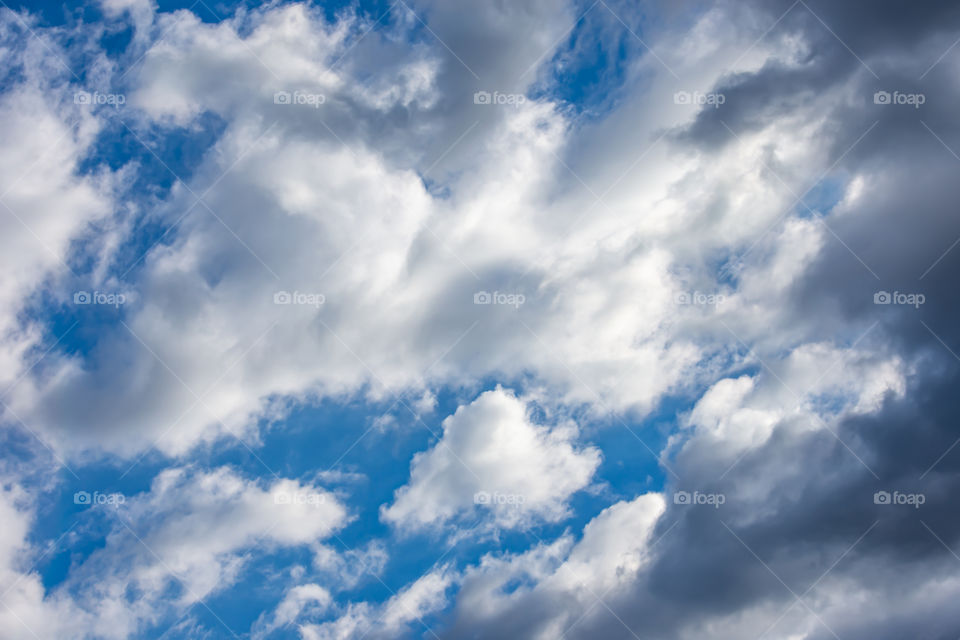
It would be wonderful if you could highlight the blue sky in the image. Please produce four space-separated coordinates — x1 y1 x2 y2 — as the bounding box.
1 0 960 639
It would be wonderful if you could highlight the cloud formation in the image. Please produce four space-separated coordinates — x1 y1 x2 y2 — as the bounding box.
0 0 959 637
382 387 601 531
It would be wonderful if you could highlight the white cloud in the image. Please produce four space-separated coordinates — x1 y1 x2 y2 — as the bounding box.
381 387 601 531
301 566 454 640
0 1 951 637
254 582 332 638
448 493 666 638
311 539 388 590
676 340 906 467
4 0 773 460
0 467 349 639
545 493 667 594
118 467 349 602
0 18 113 395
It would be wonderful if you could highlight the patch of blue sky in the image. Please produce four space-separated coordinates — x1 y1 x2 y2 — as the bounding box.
530 0 661 120
797 175 847 217
1 0 105 28
100 20 135 57
200 549 320 637
6 0 393 27
82 111 228 273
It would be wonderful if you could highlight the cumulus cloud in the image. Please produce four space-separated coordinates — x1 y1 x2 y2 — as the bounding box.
442 493 666 639
382 387 601 531
0 466 348 639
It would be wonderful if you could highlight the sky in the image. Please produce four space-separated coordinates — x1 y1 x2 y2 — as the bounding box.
0 0 959 638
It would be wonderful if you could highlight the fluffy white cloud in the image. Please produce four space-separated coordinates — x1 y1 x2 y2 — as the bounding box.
254 582 332 638
546 493 667 594
4 0 809 460
674 340 906 468
119 467 349 599
447 493 666 639
301 567 454 640
0 467 349 639
381 387 601 531
0 17 114 394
